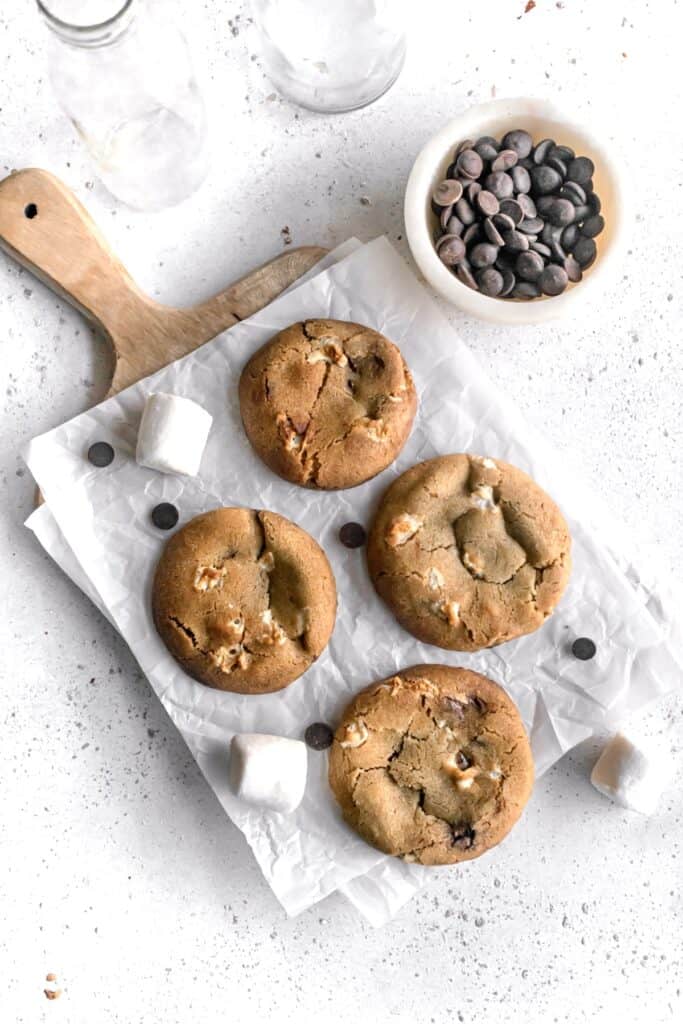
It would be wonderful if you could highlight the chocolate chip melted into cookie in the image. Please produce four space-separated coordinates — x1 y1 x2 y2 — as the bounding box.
239 320 417 490
328 667 534 866
153 508 336 694
368 454 571 651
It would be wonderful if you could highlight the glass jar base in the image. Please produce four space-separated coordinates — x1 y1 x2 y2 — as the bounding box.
264 48 405 114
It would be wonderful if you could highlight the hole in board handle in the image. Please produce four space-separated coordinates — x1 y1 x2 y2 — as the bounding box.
24 203 38 219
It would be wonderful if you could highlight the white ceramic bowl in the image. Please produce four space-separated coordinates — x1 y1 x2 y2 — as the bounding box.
405 98 627 324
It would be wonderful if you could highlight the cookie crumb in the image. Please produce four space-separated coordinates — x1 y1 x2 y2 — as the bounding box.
280 225 292 246
45 973 57 982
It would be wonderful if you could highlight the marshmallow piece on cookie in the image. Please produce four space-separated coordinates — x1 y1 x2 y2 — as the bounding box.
136 393 212 476
590 733 673 815
229 733 307 814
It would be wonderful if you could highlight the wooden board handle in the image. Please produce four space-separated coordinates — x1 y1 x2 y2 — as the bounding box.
0 169 327 391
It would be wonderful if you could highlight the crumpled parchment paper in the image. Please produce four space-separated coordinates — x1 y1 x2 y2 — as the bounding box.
24 237 682 925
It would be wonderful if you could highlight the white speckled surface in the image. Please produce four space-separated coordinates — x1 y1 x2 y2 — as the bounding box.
1 1 681 1021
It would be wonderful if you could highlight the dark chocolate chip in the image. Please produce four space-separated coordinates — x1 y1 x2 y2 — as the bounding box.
151 502 179 530
587 192 602 215
512 281 541 299
502 228 529 252
545 155 568 178
573 236 597 268
491 148 518 173
561 223 579 251
548 226 566 262
439 204 454 229
529 241 552 258
474 135 500 161
451 824 476 849
572 636 596 661
445 215 464 236
484 217 505 247
456 261 479 290
499 198 524 225
339 522 366 548
432 179 464 207
305 722 334 750
572 204 592 223
457 148 484 180
549 144 574 163
567 156 594 186
476 190 500 217
564 254 583 282
517 193 537 219
502 129 533 159
87 441 114 467
532 138 555 165
529 164 563 195
454 751 471 770
518 216 544 235
470 695 487 713
484 171 514 200
454 138 475 157
470 243 499 269
441 696 466 719
516 250 545 282
559 181 587 207
476 267 504 297
454 197 476 226
581 214 605 238
540 263 569 296
546 197 576 227
510 164 531 195
466 180 483 205
462 223 481 246
437 235 466 266
492 212 516 233
499 268 516 296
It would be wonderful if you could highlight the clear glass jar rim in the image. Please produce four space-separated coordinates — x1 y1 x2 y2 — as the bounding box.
36 0 134 33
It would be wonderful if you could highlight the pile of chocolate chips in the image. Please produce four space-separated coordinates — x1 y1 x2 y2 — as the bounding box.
432 129 604 299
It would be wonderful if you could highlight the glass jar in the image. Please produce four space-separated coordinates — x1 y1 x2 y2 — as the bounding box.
250 0 407 113
37 0 209 209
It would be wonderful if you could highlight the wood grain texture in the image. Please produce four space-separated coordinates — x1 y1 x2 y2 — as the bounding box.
0 169 326 393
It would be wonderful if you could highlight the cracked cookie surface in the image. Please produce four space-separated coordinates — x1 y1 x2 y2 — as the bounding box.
152 508 336 694
329 665 534 864
367 454 571 651
238 319 417 490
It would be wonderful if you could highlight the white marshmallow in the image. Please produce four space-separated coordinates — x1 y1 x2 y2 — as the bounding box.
136 393 212 476
229 733 307 814
590 733 673 815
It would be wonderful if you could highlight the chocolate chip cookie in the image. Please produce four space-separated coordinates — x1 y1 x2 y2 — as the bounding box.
238 320 417 490
367 454 571 651
152 508 336 694
328 665 534 865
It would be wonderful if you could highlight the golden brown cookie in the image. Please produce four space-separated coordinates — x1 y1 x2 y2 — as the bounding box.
328 665 534 865
367 454 571 651
152 508 336 694
238 319 417 490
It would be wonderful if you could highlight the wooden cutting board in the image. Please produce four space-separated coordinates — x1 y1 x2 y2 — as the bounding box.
0 168 327 395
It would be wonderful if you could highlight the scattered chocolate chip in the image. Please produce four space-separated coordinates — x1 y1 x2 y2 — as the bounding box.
305 722 334 750
87 441 114 467
151 502 179 530
454 750 471 770
339 521 366 548
571 636 596 661
451 824 476 848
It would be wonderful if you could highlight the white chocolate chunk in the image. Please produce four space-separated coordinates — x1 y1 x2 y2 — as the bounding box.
136 392 212 476
229 733 308 814
590 733 673 815
441 599 460 626
471 484 497 510
427 567 445 590
386 514 423 547
340 720 369 749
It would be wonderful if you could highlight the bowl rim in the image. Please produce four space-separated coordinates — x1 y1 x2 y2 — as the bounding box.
404 97 629 325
